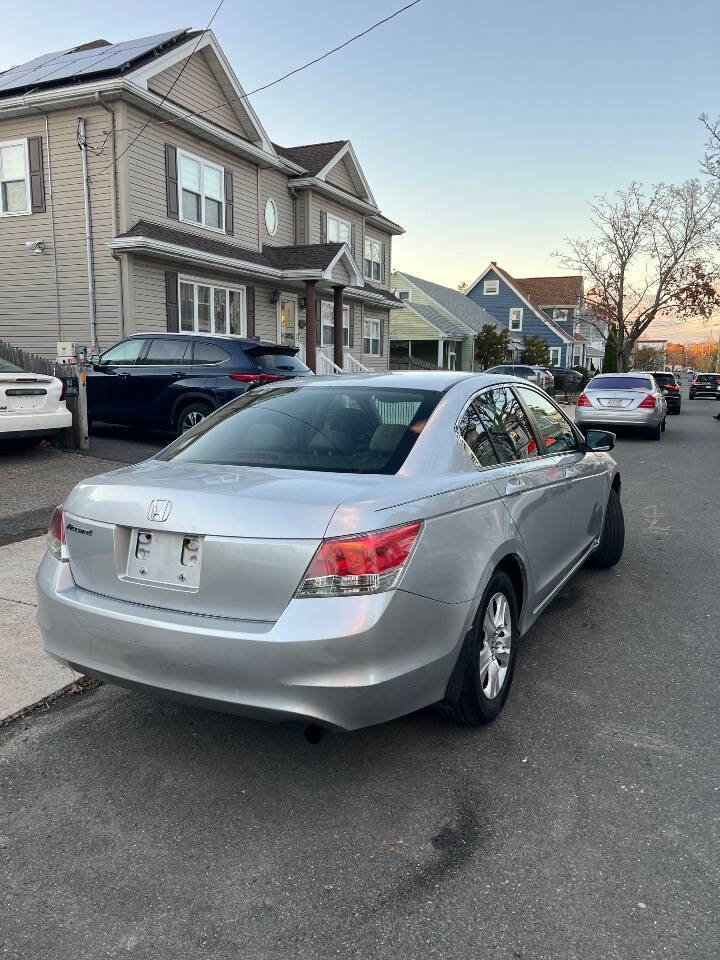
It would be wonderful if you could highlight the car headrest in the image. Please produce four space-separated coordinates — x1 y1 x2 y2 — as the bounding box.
328 407 371 435
369 424 405 455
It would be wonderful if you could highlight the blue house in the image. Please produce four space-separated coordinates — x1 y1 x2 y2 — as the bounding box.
466 262 588 368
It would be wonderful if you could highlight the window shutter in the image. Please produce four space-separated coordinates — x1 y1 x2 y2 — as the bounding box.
165 145 179 220
380 242 386 285
246 286 255 338
350 223 356 259
224 169 234 235
349 305 354 348
380 316 385 356
165 272 179 332
28 137 45 214
320 210 327 244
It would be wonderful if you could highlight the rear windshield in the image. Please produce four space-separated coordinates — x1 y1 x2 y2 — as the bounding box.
0 358 25 374
158 384 441 474
696 374 718 381
652 373 675 385
250 351 309 373
589 376 652 391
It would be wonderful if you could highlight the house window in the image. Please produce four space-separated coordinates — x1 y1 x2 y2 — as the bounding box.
178 149 224 231
320 301 350 347
553 309 569 322
396 289 411 302
0 139 30 216
264 198 278 236
549 347 561 366
179 278 244 335
363 316 381 356
483 279 499 295
327 213 351 245
364 237 382 281
509 307 523 331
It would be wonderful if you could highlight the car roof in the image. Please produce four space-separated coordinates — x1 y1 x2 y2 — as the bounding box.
122 332 279 348
280 371 540 392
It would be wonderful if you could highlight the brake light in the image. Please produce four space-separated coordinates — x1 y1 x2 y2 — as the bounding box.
59 380 67 401
576 393 591 407
229 373 285 384
666 384 679 392
47 505 67 561
692 380 701 386
297 521 422 598
638 394 656 409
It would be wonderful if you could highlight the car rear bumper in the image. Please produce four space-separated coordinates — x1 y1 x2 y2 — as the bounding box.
0 407 72 437
575 406 662 429
36 553 472 731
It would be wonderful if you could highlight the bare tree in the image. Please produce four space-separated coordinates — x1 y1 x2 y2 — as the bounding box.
700 113 720 181
557 180 720 370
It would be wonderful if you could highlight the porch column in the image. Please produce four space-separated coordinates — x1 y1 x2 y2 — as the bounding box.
305 280 317 373
333 285 345 371
437 339 444 369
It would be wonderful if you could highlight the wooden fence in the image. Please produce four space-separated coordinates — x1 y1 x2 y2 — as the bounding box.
0 339 89 449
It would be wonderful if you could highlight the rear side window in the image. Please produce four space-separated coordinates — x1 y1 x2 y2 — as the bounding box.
158 385 441 474
192 342 230 365
515 386 578 454
475 387 539 463
457 401 501 469
250 352 309 373
141 338 191 365
590 376 652 391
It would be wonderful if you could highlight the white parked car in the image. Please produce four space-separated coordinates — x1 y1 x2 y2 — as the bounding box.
0 358 72 447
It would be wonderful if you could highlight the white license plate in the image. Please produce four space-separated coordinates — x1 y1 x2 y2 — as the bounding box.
125 529 203 590
606 398 625 407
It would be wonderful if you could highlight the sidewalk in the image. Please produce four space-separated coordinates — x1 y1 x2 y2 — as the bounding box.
0 535 79 721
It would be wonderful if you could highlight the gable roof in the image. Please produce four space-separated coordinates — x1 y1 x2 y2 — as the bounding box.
273 141 348 175
0 29 195 95
402 301 469 339
514 275 583 309
396 271 501 335
467 263 575 343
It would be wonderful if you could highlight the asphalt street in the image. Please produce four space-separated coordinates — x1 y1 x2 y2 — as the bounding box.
1 394 719 960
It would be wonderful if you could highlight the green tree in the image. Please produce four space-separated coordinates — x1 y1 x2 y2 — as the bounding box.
603 336 618 372
475 324 510 369
520 335 550 366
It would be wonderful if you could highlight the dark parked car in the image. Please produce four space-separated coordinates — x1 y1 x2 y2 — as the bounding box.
689 372 720 400
649 371 681 414
550 366 584 389
86 333 311 434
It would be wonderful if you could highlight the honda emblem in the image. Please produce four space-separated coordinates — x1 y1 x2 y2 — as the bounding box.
147 499 172 522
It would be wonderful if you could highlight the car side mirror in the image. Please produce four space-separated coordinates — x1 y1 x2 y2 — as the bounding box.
89 354 100 367
585 429 615 452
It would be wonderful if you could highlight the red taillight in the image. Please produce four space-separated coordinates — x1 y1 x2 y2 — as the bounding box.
47 505 66 561
59 380 67 401
229 373 285 384
297 521 422 597
667 384 679 392
692 380 701 386
638 394 656 409
576 393 591 407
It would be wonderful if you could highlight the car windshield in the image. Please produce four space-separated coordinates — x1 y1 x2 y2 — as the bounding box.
0 358 25 374
158 384 441 474
589 376 652 391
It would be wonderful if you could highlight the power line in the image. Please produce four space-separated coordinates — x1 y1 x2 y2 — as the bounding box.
97 0 422 155
92 0 225 179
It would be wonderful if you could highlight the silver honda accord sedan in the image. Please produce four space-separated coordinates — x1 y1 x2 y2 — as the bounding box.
36 372 624 731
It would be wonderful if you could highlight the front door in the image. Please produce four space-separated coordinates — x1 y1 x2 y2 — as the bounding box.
279 298 297 348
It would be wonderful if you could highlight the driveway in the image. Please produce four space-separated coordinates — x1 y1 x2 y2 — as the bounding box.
1 399 719 960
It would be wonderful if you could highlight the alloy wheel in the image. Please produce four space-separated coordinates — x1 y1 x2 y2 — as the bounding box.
479 592 513 700
182 410 206 432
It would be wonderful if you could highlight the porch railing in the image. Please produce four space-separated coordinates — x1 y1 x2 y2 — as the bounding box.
316 352 345 376
343 354 370 373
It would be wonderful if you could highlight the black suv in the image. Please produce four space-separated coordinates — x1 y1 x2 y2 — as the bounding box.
649 371 682 414
86 333 311 434
689 373 720 401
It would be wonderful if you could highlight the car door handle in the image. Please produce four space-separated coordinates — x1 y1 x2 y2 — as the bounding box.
169 371 184 380
505 478 527 495
117 372 130 379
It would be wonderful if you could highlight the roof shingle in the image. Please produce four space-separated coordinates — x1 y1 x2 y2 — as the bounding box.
271 140 347 176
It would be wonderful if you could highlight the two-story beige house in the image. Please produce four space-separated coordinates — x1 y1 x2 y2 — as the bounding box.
0 28 403 372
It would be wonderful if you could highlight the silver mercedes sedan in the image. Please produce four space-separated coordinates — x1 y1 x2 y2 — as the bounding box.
575 373 667 439
36 372 624 731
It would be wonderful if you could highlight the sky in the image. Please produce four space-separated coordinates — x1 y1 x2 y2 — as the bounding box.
3 0 720 343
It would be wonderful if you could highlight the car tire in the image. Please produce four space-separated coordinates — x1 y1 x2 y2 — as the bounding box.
175 401 212 436
590 487 625 569
648 422 661 441
661 417 666 432
689 393 695 399
439 570 519 726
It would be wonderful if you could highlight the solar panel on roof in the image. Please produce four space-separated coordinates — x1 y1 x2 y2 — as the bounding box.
0 28 188 94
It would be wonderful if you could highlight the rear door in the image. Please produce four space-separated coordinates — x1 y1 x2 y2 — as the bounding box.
476 386 573 606
515 386 606 559
132 337 192 427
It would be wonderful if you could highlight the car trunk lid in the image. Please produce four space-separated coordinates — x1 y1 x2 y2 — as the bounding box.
588 389 647 409
63 460 387 621
0 372 57 415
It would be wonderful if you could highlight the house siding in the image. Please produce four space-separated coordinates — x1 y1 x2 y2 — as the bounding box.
390 306 439 341
0 106 120 356
126 104 259 252
325 156 360 197
259 167 295 247
148 51 255 142
467 269 568 361
308 193 364 273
